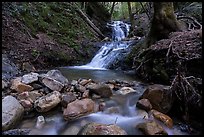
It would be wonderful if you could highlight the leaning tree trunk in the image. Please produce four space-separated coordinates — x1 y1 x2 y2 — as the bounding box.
146 2 181 47
127 2 135 31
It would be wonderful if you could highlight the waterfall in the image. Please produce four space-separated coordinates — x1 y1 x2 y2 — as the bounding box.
72 21 131 70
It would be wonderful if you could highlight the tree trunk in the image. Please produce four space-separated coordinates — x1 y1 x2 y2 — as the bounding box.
146 2 181 47
110 2 116 19
127 2 135 31
75 6 105 39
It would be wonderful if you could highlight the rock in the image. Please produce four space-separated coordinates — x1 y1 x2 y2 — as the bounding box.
61 92 77 108
104 106 120 114
30 83 43 90
136 99 152 112
136 109 149 119
2 96 24 131
34 91 61 112
42 77 64 92
87 83 112 98
2 129 31 135
63 98 95 121
19 99 33 111
18 90 43 103
10 77 34 93
2 80 8 89
82 90 89 99
61 126 80 135
117 87 137 95
74 84 86 93
71 80 78 86
36 116 45 129
2 54 21 81
78 122 127 135
21 72 39 84
136 121 168 135
22 62 36 72
140 84 172 113
150 109 173 128
79 79 92 86
46 69 68 85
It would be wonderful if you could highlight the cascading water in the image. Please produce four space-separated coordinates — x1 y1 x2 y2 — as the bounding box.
72 21 132 70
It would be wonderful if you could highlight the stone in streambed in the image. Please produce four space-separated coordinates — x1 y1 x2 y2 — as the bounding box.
21 72 39 84
136 121 168 135
2 96 24 131
78 122 127 135
41 77 64 92
61 92 77 108
10 77 33 93
136 98 152 112
63 98 95 121
87 83 112 98
150 109 173 128
34 91 61 112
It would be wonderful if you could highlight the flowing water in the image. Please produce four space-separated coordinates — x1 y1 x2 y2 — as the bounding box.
18 21 190 135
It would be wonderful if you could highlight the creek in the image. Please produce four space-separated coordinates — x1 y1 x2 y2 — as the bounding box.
17 21 189 135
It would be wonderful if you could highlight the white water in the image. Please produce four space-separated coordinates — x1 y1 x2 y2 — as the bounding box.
71 21 131 70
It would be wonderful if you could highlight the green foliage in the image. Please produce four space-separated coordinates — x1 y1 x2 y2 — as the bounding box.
6 2 95 47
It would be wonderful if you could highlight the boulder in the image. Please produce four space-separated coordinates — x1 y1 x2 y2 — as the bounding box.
42 77 64 92
63 98 95 121
136 109 149 119
61 92 77 108
2 96 24 131
18 90 43 103
150 109 173 128
78 122 127 135
87 83 112 98
10 77 34 93
117 87 137 95
140 84 173 113
46 69 68 85
34 91 61 112
74 84 86 93
36 115 45 129
21 72 39 84
136 99 152 112
136 121 168 135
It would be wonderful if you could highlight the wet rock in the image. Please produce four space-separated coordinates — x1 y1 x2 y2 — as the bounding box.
42 77 64 92
34 91 61 112
136 109 149 119
36 116 45 129
46 69 68 85
87 83 112 98
21 72 39 84
117 87 137 95
10 77 34 93
150 109 173 128
136 121 168 135
2 128 31 135
18 90 43 103
136 99 152 112
82 90 89 99
61 126 80 135
98 102 106 111
104 106 120 114
61 92 77 108
19 99 33 111
140 84 172 113
2 96 24 131
71 80 78 86
78 122 127 135
63 98 95 121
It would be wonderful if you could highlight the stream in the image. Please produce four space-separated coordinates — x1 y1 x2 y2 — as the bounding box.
17 21 189 135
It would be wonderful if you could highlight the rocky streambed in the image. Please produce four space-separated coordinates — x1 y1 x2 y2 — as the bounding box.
2 69 197 135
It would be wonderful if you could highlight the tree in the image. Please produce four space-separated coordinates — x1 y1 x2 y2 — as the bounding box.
127 2 135 31
146 2 181 47
110 2 116 19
